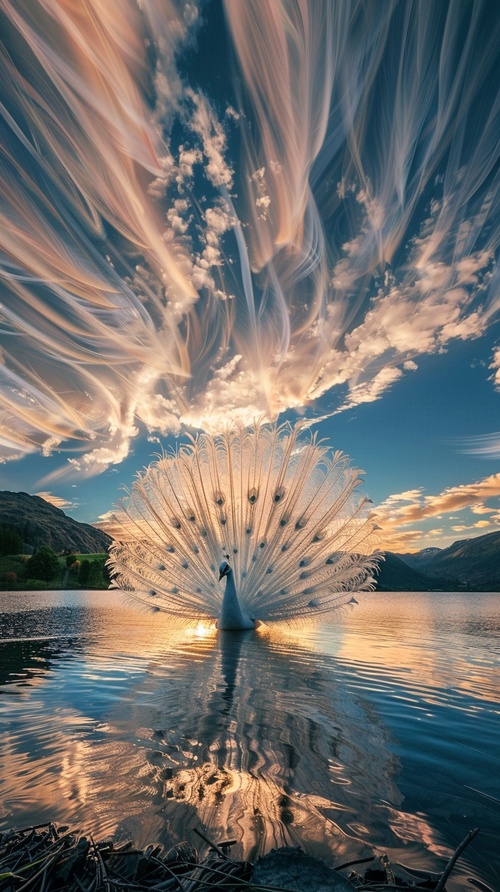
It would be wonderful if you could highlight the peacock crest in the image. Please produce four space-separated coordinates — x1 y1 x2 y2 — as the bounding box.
107 422 381 626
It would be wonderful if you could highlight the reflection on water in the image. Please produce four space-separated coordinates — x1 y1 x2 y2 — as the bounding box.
0 590 499 892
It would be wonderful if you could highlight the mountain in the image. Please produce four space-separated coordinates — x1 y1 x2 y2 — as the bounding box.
0 491 111 554
398 547 441 569
374 553 458 592
409 531 500 590
377 530 500 591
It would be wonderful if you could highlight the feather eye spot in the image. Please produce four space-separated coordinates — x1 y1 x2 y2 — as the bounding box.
192 545 199 554
157 564 165 571
281 544 288 552
171 587 179 594
233 547 238 554
280 588 288 595
266 566 273 574
188 513 196 523
299 570 310 579
200 529 207 538
181 561 189 569
167 546 175 554
299 558 311 567
273 485 286 503
248 488 259 504
214 492 225 507
259 541 266 549
252 555 257 562
246 528 252 535
171 517 181 530
149 589 156 597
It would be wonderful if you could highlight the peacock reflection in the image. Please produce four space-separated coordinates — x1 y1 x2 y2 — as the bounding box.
103 626 403 864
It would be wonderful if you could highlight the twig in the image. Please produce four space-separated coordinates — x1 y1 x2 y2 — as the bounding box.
334 855 375 872
14 851 62 892
434 828 480 892
193 828 230 860
74 874 93 892
91 834 111 892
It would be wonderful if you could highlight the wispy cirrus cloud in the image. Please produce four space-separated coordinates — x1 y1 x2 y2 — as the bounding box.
0 1 498 476
456 430 500 459
35 491 77 511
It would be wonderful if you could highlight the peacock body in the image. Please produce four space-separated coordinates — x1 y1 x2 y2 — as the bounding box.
107 423 380 627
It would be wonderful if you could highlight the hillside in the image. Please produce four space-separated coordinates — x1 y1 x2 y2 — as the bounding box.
411 530 500 590
381 530 500 591
0 491 111 554
374 553 458 592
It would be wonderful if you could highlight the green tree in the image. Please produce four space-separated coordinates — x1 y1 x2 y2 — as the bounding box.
99 556 112 585
0 526 22 556
79 559 90 586
87 560 105 588
27 546 60 582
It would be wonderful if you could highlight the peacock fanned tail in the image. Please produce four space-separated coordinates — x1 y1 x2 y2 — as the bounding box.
107 422 381 625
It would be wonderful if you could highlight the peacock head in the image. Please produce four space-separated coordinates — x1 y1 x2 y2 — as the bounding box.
219 560 231 581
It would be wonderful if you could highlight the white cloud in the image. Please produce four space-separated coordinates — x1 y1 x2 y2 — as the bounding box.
335 367 404 413
489 347 500 390
187 90 234 189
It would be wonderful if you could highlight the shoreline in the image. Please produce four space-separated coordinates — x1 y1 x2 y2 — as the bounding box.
0 822 482 892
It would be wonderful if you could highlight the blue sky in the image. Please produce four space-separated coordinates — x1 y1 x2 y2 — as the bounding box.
0 0 499 552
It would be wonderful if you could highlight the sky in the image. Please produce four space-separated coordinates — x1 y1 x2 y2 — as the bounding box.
0 0 499 553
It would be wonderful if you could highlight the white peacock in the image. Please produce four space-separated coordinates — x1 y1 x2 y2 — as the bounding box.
107 422 381 628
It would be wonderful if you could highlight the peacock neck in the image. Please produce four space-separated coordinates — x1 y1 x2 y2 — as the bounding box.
219 570 255 631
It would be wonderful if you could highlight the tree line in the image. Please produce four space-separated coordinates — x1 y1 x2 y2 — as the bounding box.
0 526 110 588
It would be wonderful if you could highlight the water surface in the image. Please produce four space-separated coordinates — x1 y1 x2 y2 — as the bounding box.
0 589 498 891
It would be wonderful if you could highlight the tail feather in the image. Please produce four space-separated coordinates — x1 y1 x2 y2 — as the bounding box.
107 422 381 623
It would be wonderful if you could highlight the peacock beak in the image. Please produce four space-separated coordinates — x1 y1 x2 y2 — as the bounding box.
219 563 229 580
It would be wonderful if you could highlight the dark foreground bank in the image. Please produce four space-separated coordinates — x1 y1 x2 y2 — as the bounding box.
0 822 482 892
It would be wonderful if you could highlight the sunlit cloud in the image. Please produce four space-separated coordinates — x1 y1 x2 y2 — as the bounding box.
35 491 76 510
0 1 498 475
471 504 496 515
451 520 493 532
376 473 500 551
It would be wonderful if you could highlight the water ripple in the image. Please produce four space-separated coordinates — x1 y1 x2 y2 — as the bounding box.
0 590 498 892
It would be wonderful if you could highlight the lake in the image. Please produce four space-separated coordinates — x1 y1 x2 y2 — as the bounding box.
0 589 498 891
